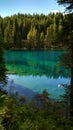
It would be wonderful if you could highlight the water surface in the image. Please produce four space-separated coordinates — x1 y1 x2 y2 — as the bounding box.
4 50 70 99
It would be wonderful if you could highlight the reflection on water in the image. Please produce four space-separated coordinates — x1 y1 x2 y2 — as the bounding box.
4 50 70 99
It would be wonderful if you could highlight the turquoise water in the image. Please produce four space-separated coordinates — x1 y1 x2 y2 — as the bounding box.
4 50 70 99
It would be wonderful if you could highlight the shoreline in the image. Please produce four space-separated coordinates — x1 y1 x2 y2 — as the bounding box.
4 46 66 51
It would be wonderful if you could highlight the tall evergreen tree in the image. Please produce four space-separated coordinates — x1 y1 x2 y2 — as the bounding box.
57 0 73 119
0 28 3 46
27 26 38 49
0 47 6 84
40 32 44 48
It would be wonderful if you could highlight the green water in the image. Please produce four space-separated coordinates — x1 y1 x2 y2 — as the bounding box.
4 50 70 99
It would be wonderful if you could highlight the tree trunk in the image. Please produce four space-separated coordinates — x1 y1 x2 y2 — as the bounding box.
70 50 73 119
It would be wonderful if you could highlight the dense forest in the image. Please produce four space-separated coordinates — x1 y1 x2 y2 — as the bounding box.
0 13 68 50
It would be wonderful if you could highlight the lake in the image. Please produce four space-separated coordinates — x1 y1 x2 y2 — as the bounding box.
4 50 70 100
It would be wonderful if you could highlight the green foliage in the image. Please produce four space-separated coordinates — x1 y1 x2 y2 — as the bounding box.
0 88 73 130
0 13 66 50
0 47 7 83
27 25 38 49
57 0 73 11
57 0 73 118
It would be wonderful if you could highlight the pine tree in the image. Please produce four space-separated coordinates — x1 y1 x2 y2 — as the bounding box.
0 47 7 84
27 26 38 49
57 0 73 119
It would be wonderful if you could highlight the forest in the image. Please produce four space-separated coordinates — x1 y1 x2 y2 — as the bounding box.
0 12 68 50
0 0 73 129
